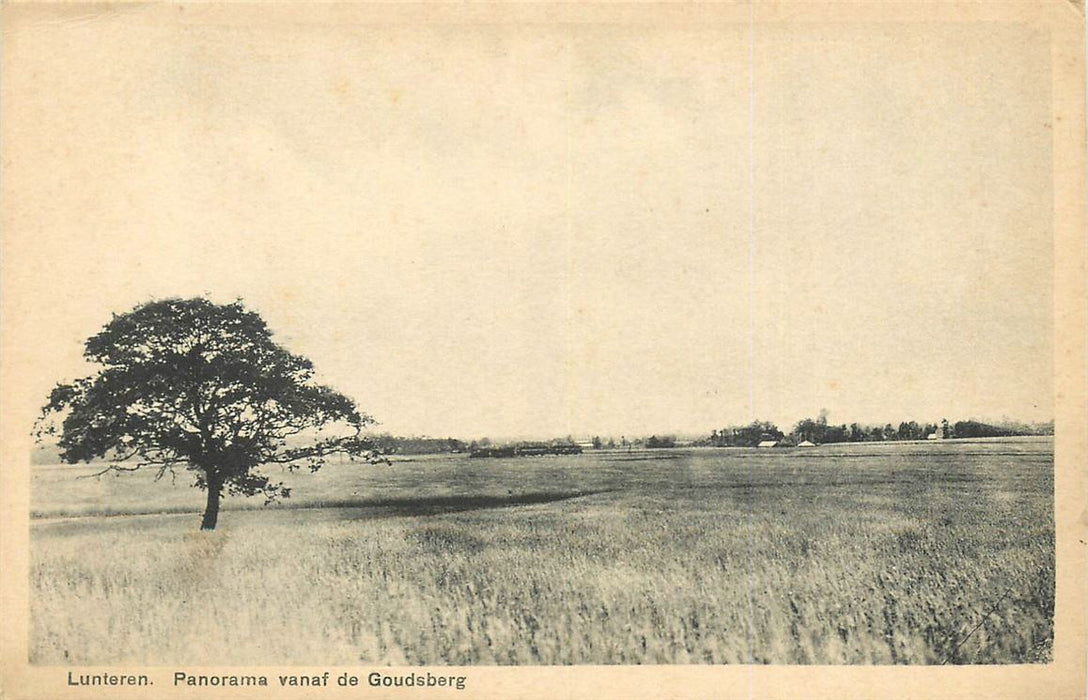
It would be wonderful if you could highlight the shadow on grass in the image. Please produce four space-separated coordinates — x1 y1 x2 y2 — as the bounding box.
313 490 612 519
31 490 614 525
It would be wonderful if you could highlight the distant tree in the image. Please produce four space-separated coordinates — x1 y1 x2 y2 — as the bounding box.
35 298 383 531
792 417 827 444
592 436 603 449
952 420 1015 438
791 418 813 443
645 435 676 449
827 424 849 443
732 421 783 447
898 421 922 441
1028 421 1054 435
941 418 952 439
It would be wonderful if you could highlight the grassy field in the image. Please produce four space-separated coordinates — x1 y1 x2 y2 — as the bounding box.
29 438 1053 665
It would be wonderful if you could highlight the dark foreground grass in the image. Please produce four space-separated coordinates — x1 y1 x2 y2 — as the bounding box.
30 439 1053 664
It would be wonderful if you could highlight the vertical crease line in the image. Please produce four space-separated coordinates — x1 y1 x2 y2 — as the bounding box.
746 0 758 678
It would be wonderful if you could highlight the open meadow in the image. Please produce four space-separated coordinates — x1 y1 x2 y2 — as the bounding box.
29 438 1053 665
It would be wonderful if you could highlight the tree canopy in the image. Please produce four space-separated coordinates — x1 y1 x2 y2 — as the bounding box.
36 298 382 529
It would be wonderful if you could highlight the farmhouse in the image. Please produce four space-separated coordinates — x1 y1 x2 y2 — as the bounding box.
757 440 778 448
797 440 816 447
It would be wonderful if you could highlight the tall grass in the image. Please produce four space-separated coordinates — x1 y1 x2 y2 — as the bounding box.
30 440 1054 665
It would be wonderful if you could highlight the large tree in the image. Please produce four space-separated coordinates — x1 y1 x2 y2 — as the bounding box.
36 298 382 530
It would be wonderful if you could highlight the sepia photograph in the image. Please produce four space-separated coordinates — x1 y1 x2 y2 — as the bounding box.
1 2 1085 699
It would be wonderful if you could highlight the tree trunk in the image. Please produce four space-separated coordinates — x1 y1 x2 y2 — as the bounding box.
201 476 222 531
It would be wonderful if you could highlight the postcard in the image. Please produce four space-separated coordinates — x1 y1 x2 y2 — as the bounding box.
1 2 1084 698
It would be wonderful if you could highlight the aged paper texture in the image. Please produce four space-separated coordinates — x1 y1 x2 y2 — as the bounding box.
1 2 1085 698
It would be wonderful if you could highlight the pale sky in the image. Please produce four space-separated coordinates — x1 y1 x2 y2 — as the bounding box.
3 9 1054 439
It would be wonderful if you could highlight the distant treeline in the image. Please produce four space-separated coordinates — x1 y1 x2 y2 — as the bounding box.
369 435 589 459
370 435 468 455
697 413 1054 448
31 416 1054 466
470 442 583 458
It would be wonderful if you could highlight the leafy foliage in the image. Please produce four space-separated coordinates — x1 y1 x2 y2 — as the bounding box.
36 298 382 525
